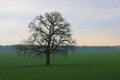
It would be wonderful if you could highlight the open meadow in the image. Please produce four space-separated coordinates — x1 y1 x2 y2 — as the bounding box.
0 50 120 80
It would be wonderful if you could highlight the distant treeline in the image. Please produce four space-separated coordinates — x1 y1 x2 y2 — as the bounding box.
0 45 16 52
75 46 120 52
0 45 120 52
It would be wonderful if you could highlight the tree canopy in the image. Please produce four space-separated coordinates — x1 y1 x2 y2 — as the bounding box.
17 11 75 66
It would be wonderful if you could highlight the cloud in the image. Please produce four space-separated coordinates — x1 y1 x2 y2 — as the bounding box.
0 19 29 45
0 33 29 45
0 0 120 45
0 0 35 14
1 0 119 24
0 19 27 31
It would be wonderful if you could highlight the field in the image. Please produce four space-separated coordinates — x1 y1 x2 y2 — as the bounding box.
0 51 120 80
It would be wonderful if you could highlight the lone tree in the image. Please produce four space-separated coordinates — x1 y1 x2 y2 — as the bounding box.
17 11 75 66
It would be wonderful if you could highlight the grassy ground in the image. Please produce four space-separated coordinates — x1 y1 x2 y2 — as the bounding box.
0 51 120 80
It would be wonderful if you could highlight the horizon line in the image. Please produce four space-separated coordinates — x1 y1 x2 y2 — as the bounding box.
0 44 120 47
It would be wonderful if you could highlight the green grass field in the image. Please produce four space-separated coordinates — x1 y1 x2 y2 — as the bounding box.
0 51 120 80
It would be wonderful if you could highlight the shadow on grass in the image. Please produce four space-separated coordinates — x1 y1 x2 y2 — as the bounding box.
19 64 47 68
19 63 95 68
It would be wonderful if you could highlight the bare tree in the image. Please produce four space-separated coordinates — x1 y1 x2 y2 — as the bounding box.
17 11 75 66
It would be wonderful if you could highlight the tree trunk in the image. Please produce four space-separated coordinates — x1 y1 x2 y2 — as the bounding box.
46 53 50 66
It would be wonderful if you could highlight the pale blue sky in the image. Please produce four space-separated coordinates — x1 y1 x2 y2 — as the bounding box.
0 0 120 46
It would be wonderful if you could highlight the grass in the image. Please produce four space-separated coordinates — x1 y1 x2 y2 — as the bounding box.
0 51 120 80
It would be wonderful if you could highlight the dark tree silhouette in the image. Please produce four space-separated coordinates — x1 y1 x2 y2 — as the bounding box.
17 11 75 66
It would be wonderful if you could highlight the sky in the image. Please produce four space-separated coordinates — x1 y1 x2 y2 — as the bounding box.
0 0 120 46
